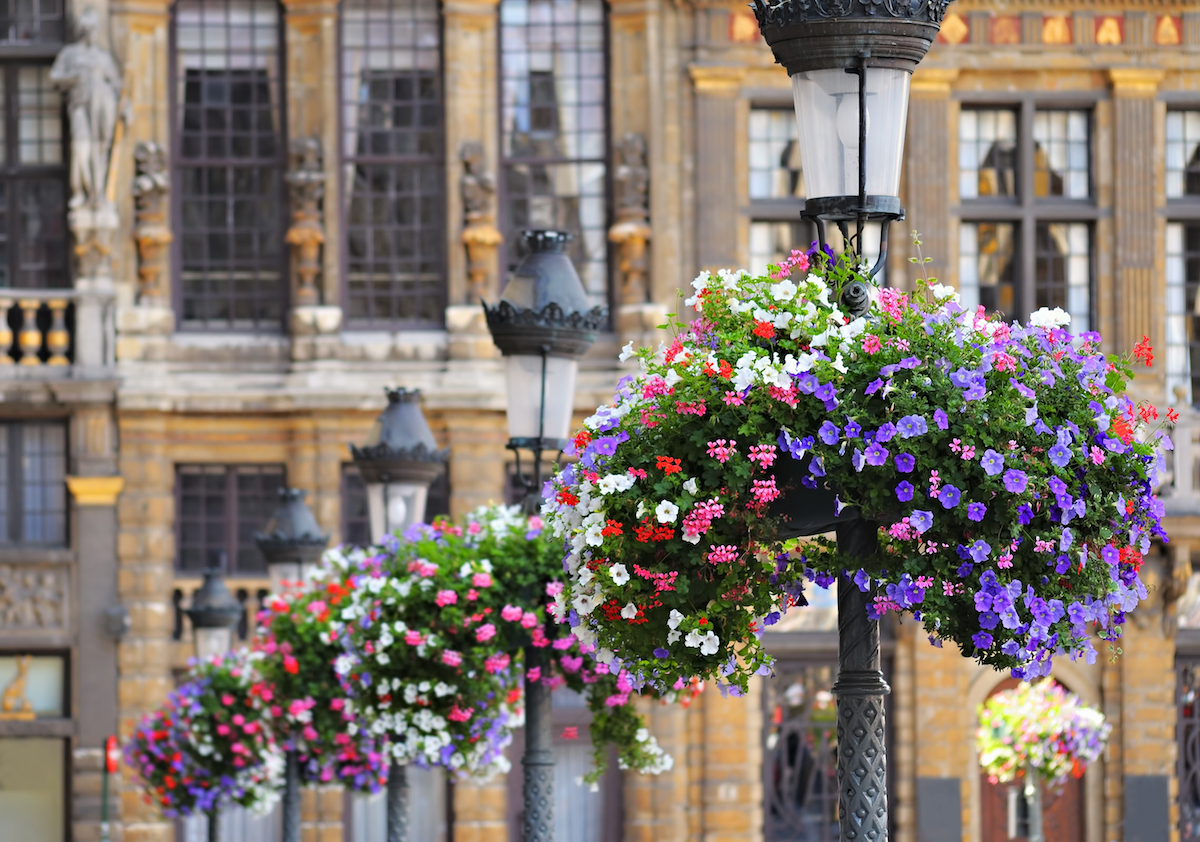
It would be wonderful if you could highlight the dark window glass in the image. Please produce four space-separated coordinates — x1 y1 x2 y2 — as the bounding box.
1182 657 1200 842
0 421 66 545
499 0 608 308
1032 110 1089 200
1167 223 1200 406
958 222 1017 319
176 464 285 574
0 0 63 44
341 0 445 328
1034 222 1090 332
174 0 285 329
1168 111 1200 199
959 109 1017 200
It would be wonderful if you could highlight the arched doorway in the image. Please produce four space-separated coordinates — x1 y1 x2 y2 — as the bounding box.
979 677 1084 842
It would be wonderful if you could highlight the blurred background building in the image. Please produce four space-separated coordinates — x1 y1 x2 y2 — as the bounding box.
0 0 1198 840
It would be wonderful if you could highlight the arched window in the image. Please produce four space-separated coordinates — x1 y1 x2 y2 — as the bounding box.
173 0 286 329
499 0 608 309
340 0 444 328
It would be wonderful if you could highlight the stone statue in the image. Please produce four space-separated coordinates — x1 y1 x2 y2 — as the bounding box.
609 133 652 305
51 8 123 211
284 137 326 307
132 142 172 304
460 141 502 304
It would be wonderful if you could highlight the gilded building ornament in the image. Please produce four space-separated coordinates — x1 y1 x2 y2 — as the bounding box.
1041 14 1071 45
608 133 652 306
937 12 968 43
1156 14 1182 46
990 15 1020 44
66 475 125 506
1095 15 1122 45
131 142 172 305
284 137 326 307
460 141 502 305
0 656 35 721
0 567 67 630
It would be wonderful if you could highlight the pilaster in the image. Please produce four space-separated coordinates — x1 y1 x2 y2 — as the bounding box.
690 65 745 273
1108 69 1164 369
696 683 763 842
905 68 959 292
623 699 690 842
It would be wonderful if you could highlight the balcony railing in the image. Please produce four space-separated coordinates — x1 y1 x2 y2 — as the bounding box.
0 291 75 366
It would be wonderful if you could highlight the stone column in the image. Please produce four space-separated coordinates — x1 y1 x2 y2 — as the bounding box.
904 68 959 291
695 683 763 842
690 66 745 275
1109 69 1165 363
444 0 502 359
112 0 176 357
116 411 176 842
623 699 690 842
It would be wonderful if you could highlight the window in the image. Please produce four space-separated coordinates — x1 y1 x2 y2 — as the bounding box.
0 421 66 546
499 0 608 309
1168 111 1200 199
1167 223 1200 406
0 738 65 840
174 0 285 329
341 463 451 547
957 104 1096 325
0 0 64 44
0 65 68 289
340 0 444 328
175 464 286 574
749 108 803 200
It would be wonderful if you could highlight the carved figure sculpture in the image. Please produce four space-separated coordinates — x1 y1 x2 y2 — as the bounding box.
50 8 122 211
608 133 652 305
0 655 35 720
132 142 172 304
284 137 326 307
460 141 503 304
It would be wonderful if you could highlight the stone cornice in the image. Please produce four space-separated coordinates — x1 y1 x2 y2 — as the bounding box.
955 0 1195 7
910 67 960 95
66 476 125 506
689 64 747 95
1108 67 1166 96
442 0 502 15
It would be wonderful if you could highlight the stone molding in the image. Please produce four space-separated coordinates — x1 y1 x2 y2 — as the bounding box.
1108 67 1166 96
66 475 125 506
910 67 959 95
688 64 746 95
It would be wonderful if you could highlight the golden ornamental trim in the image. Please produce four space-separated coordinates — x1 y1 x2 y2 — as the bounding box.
911 67 960 95
689 65 747 95
66 475 125 506
1108 68 1166 96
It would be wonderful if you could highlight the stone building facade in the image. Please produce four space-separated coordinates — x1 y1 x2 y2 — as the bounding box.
1 0 1199 840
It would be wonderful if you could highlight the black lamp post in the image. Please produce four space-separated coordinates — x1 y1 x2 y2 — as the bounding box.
752 2 955 840
351 387 449 842
483 230 604 842
254 489 331 842
184 559 242 842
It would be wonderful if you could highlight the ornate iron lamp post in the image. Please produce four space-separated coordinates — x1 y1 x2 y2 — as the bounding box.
351 387 449 842
484 230 604 842
183 559 242 842
255 488 331 842
751 2 956 839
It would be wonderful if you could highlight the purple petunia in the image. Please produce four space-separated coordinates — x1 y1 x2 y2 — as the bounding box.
939 485 961 508
894 452 916 473
1003 469 1029 493
968 539 991 562
875 422 898 442
897 415 929 438
1048 443 1072 468
972 632 994 650
865 442 889 467
980 448 1005 476
896 481 915 502
845 419 862 439
967 502 987 522
818 421 840 445
934 408 949 430
909 510 933 533
1017 504 1033 525
865 378 884 396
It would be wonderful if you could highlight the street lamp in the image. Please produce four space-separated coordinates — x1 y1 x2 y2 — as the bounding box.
351 388 449 545
255 488 330 596
484 229 605 842
350 387 448 842
751 2 955 840
254 488 330 842
184 557 242 662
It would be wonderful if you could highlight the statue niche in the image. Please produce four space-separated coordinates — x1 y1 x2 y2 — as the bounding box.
608 133 652 305
460 141 502 304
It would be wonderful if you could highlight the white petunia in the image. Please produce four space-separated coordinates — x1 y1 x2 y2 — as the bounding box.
610 563 630 586
684 630 703 648
584 524 604 547
770 279 797 301
928 282 960 303
683 477 699 495
1029 306 1071 328
619 341 635 361
699 631 720 656
655 500 679 523
681 531 701 545
831 353 848 374
573 591 600 615
668 609 685 629
620 602 638 619
635 728 649 743
667 629 681 644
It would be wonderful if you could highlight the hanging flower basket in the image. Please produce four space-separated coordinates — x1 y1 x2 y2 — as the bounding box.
544 250 1170 692
125 651 285 817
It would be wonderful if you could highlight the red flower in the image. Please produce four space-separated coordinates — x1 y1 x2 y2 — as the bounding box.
557 489 579 506
718 360 733 380
1133 334 1154 367
601 519 623 537
753 320 776 339
1169 408 1181 424
573 430 592 450
656 455 682 475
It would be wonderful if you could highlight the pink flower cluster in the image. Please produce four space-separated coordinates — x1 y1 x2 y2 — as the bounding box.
484 653 510 674
748 443 777 469
682 499 725 540
706 439 737 463
641 376 673 399
751 477 780 503
707 545 739 564
877 288 908 321
675 400 707 416
407 559 438 577
435 589 457 607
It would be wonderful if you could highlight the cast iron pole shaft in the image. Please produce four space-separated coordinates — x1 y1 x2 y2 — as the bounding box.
208 810 220 842
282 749 301 842
523 643 554 842
388 762 409 842
834 521 890 842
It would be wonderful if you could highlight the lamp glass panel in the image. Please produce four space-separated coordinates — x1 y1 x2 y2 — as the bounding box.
366 481 430 543
790 67 910 200
194 626 234 661
0 656 63 716
267 561 303 596
504 354 579 440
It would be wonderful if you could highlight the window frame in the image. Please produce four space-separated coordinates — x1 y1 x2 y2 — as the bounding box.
1166 104 1200 220
173 463 287 576
336 0 448 330
168 0 290 333
495 0 614 314
956 93 1103 324
0 419 68 547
